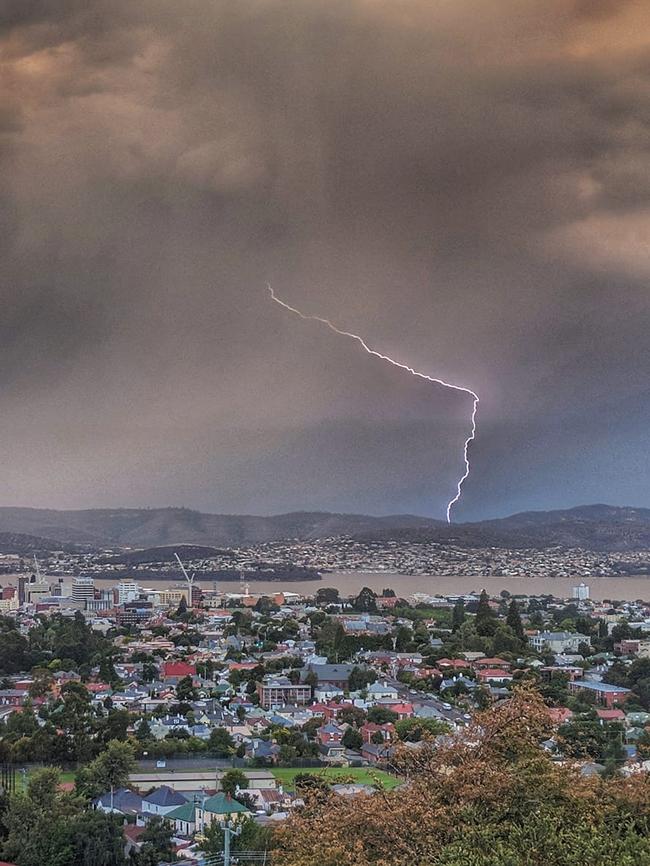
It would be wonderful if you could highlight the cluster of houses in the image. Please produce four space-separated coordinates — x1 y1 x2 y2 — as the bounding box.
1 584 650 860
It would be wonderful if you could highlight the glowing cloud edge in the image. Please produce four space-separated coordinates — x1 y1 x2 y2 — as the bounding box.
267 284 479 523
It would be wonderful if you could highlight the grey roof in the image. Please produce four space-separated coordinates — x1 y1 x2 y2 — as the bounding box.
571 681 631 694
308 664 354 682
143 785 188 807
94 788 142 813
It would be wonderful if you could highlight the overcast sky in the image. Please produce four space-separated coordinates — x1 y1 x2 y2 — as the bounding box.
1 0 649 521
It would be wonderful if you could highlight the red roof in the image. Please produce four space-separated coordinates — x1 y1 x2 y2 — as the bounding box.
376 596 400 608
437 659 468 669
361 722 396 734
123 825 146 845
86 682 111 692
548 707 573 724
163 661 196 678
382 702 413 716
596 709 625 721
477 668 513 679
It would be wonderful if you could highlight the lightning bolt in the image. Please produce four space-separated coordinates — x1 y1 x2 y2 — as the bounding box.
267 285 479 523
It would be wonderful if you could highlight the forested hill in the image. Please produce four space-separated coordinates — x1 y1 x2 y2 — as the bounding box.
0 507 441 549
0 504 648 552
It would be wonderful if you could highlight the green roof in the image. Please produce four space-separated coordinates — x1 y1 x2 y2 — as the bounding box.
166 801 196 822
202 793 249 815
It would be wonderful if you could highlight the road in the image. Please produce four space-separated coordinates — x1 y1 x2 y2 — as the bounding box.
387 679 468 724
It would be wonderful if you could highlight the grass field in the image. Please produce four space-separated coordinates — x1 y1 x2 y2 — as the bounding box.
19 767 77 790
271 766 400 790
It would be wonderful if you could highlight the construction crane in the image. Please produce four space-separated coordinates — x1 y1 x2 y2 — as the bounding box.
174 552 196 605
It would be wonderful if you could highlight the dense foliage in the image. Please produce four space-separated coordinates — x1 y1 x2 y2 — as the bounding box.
274 688 650 866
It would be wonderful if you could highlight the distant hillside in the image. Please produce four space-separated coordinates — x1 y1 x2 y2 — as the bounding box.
97 544 235 566
354 505 650 552
0 532 77 555
0 507 441 549
0 504 649 552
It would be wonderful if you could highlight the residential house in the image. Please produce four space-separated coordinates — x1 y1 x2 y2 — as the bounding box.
162 661 196 683
141 785 188 816
378 701 414 720
361 742 394 764
306 664 354 691
94 788 143 816
477 669 514 685
316 723 344 746
567 680 631 708
257 675 312 709
366 682 399 702
166 801 198 837
529 632 586 654
196 793 250 831
360 722 396 743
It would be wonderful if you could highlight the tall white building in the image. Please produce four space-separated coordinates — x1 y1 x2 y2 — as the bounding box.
118 580 139 605
572 583 590 601
72 577 95 605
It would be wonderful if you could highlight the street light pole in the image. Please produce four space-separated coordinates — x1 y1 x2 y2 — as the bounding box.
223 818 242 866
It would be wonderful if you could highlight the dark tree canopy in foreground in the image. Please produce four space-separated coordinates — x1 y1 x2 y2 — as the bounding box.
274 688 650 866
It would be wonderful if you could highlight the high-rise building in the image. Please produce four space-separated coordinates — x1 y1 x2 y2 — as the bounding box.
117 580 139 605
572 583 590 601
26 579 50 604
72 577 95 605
17 575 28 605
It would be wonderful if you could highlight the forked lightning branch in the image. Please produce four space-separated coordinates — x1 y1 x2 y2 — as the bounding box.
267 285 479 522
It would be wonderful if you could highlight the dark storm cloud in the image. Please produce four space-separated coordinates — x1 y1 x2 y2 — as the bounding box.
1 0 649 518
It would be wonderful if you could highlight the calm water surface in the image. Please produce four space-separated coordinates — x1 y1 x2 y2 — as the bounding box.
94 572 650 601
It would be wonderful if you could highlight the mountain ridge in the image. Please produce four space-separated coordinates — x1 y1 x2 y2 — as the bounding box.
0 504 648 552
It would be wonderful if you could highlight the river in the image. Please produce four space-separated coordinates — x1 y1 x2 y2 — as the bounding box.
91 572 650 601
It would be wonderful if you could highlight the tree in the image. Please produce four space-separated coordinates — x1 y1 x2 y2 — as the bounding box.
100 709 130 743
348 666 376 692
141 662 158 682
558 717 625 764
475 589 497 637
451 599 466 633
353 587 377 613
506 599 525 640
200 815 272 860
2 767 126 866
316 588 340 605
337 706 366 727
341 727 363 750
394 717 450 742
28 668 54 699
209 726 235 757
175 674 197 702
76 740 136 799
176 595 188 617
273 687 650 866
367 707 398 724
136 718 152 743
221 768 248 796
137 815 175 865
69 810 128 866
